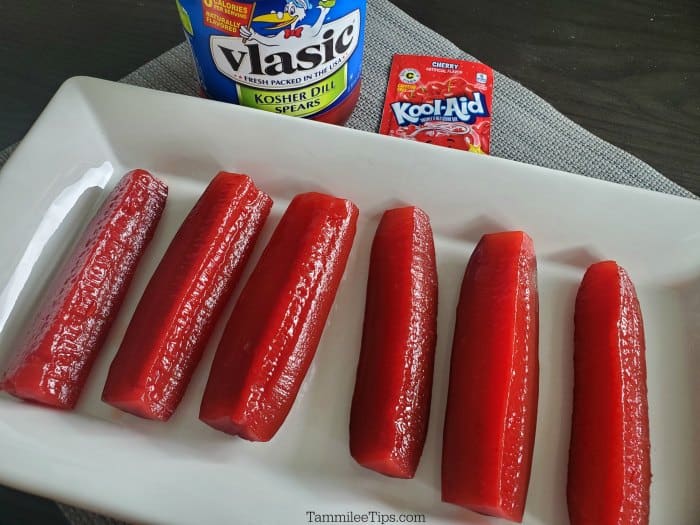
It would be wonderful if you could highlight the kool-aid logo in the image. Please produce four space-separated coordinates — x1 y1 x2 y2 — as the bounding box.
210 7 361 90
391 93 489 126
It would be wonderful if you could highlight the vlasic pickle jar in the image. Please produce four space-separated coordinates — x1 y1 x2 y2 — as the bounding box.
176 0 366 124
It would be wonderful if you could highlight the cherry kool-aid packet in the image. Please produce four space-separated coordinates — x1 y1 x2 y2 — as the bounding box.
379 55 494 154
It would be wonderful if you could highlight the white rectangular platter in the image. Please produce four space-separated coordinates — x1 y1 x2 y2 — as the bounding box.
0 77 698 525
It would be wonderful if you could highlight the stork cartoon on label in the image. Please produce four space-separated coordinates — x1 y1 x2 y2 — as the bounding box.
240 0 336 45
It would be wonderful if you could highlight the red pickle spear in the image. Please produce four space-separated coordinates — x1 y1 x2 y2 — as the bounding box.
199 192 358 441
350 206 438 478
442 231 539 522
102 172 272 421
0 169 168 409
568 261 651 525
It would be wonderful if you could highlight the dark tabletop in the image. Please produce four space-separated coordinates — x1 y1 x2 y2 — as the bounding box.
3 0 699 197
1 0 698 523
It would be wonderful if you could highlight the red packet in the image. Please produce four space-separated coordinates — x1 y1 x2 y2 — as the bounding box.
379 55 494 154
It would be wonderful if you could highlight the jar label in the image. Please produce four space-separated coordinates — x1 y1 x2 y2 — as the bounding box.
178 0 366 118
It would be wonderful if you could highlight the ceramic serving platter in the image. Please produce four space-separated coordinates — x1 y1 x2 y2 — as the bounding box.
0 77 698 524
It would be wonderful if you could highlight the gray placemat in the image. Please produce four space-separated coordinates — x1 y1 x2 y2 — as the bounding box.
0 0 695 523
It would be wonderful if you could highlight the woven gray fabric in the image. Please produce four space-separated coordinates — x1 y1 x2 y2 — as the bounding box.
0 0 694 523
59 506 125 525
116 1 694 198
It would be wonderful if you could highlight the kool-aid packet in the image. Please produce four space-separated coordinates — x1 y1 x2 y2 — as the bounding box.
379 55 494 154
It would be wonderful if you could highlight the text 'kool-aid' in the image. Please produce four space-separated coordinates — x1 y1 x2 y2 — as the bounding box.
379 55 494 154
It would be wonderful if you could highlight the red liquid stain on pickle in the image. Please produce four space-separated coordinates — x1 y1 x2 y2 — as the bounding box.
349 206 438 478
101 172 272 421
567 261 650 525
199 192 358 442
441 231 539 523
0 170 168 409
